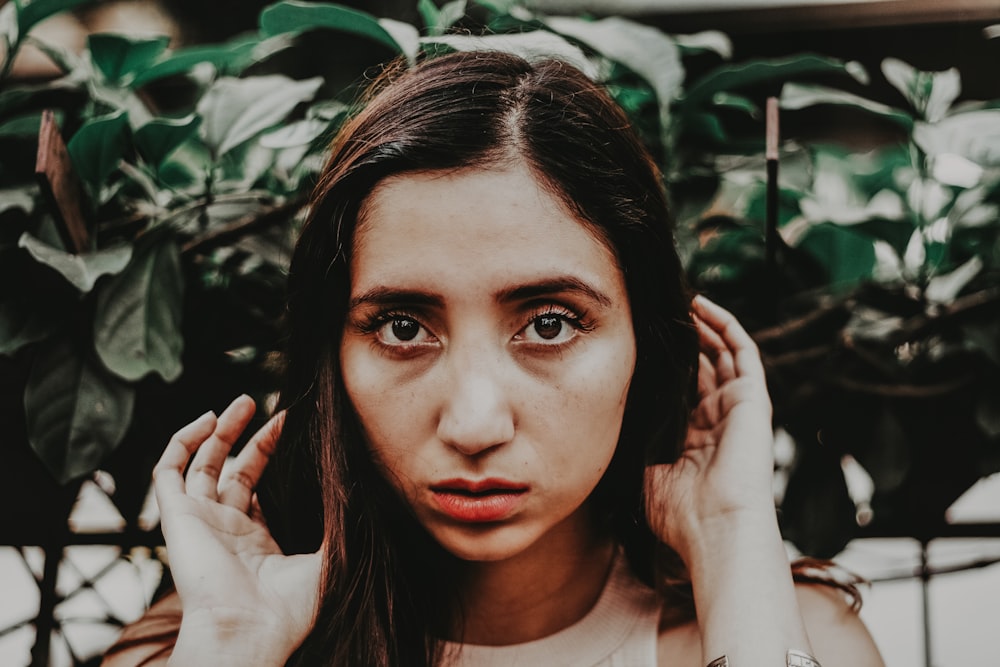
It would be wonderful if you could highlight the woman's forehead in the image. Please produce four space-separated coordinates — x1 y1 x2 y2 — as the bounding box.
348 163 624 300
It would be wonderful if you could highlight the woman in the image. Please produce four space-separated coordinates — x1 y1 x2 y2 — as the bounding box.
103 51 884 666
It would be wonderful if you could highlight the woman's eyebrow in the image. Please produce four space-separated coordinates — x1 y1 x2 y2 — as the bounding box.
496 277 612 307
348 287 444 310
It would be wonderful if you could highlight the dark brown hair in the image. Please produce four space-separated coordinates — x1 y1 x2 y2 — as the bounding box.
260 49 699 666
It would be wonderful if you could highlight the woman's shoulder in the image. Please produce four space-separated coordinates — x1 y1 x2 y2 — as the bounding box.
655 582 885 667
792 582 884 666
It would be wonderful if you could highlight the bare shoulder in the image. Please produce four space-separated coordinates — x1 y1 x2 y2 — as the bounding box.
795 583 885 667
654 583 885 667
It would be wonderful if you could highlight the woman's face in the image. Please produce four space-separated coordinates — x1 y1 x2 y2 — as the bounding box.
339 162 636 562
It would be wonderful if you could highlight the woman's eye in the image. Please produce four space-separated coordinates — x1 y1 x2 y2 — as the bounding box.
520 313 577 344
377 316 431 345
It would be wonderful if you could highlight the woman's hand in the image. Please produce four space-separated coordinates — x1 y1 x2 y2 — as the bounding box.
153 395 322 666
645 297 818 665
644 295 776 562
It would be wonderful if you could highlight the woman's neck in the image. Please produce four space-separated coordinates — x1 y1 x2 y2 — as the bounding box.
453 508 617 646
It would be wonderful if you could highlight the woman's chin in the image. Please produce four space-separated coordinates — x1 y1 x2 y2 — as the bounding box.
427 523 539 563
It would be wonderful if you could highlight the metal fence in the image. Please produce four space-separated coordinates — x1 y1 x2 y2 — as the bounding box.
3 474 1000 667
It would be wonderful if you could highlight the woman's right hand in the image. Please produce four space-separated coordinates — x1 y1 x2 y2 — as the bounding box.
153 395 323 666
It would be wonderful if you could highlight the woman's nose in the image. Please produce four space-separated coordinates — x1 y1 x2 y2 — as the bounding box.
436 353 515 456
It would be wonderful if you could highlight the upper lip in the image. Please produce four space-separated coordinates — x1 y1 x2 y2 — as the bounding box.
431 478 528 493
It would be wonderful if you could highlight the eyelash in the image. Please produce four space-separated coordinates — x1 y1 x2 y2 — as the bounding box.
518 304 595 346
354 304 595 352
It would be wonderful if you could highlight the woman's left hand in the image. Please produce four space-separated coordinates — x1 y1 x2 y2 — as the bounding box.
644 295 776 563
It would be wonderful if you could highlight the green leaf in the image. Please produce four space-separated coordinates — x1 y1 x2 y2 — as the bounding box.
976 386 1000 439
710 92 759 118
197 75 323 158
0 299 56 355
1 3 17 55
925 256 983 304
94 235 183 382
419 0 466 36
130 35 261 88
18 232 132 292
25 333 135 484
134 114 201 166
795 222 877 288
674 30 731 59
0 186 34 217
913 110 1000 167
780 82 913 129
423 31 594 76
88 33 170 84
259 1 402 53
0 110 46 138
681 54 860 112
881 58 961 123
259 117 330 149
545 16 684 109
66 109 130 194
22 31 83 73
15 0 92 38
377 18 420 63
685 111 728 144
417 0 439 31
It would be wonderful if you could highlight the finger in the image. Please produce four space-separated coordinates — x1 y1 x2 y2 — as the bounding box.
185 395 257 499
697 351 717 397
695 316 735 383
153 410 217 502
218 411 285 510
693 295 765 381
248 493 266 524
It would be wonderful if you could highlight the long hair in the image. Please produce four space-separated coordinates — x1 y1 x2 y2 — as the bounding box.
257 50 700 666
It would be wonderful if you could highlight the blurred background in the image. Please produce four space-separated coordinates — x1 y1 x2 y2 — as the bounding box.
2 0 999 665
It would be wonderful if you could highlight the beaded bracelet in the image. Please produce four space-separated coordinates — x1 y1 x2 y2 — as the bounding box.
706 650 822 667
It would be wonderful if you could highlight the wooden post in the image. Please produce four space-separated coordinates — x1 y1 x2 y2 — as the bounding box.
35 110 89 253
765 97 780 316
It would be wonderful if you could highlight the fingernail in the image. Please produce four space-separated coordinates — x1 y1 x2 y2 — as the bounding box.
198 410 216 422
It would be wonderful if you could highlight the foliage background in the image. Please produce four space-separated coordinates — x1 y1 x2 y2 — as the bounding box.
1 0 998 560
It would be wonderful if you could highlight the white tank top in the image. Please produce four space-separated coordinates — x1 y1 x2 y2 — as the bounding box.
441 551 662 666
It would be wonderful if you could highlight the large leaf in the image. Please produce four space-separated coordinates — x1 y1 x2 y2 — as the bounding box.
0 110 47 138
66 109 130 194
15 0 92 38
25 333 135 484
94 235 184 382
913 110 1000 167
544 16 684 108
795 223 877 288
134 114 201 166
780 82 913 129
18 232 132 292
424 31 594 76
259 1 403 54
0 300 56 355
881 58 961 123
130 35 263 88
418 0 467 36
88 33 170 84
197 75 323 158
680 54 861 111
673 30 731 60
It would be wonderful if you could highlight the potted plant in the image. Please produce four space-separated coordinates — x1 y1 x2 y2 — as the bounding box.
687 54 1000 555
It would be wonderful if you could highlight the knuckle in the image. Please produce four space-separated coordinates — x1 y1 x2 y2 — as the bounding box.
223 469 256 491
189 462 222 479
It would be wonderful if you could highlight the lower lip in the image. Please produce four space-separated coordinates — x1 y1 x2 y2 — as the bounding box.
432 490 526 522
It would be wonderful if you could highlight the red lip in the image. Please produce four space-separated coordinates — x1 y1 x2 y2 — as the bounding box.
431 478 529 523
